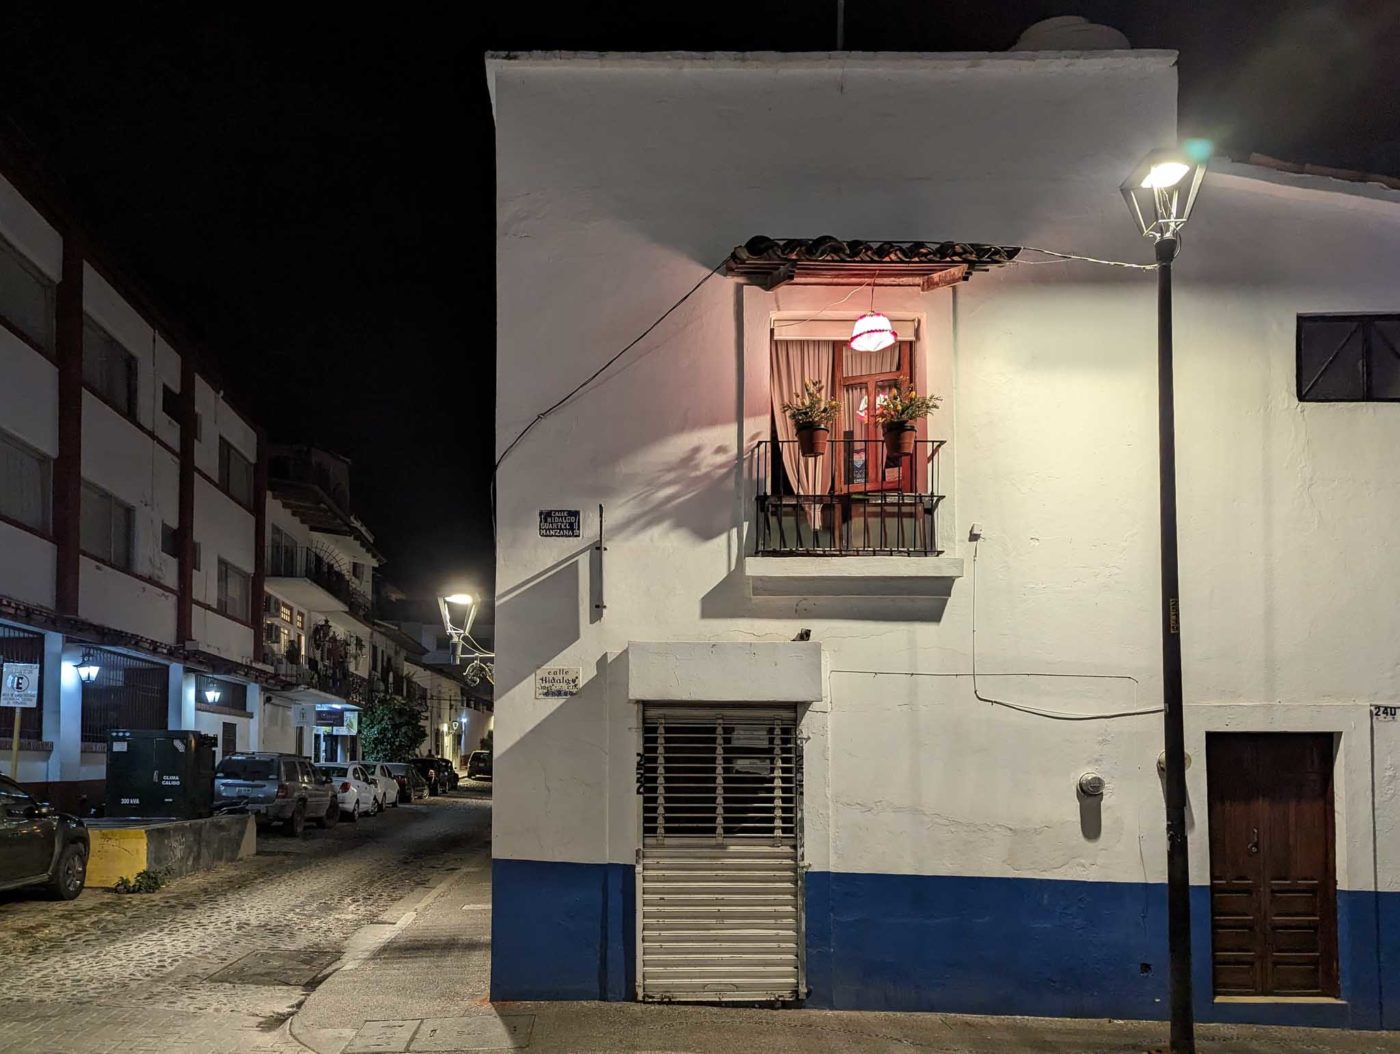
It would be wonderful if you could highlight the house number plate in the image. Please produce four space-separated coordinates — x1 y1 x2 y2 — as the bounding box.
1372 705 1397 722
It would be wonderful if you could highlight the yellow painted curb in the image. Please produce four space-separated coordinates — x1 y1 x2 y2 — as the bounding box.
86 828 148 887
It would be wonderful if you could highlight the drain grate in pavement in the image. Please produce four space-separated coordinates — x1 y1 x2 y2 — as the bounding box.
207 948 339 986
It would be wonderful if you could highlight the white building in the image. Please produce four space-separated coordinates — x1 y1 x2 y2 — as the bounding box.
259 447 382 762
488 49 1400 1029
0 156 268 808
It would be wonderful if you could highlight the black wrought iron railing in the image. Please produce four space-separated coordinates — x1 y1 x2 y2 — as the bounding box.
80 648 167 741
267 543 372 619
306 665 368 706
755 438 945 556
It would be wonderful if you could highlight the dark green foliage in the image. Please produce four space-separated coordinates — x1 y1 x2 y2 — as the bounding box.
113 867 169 894
360 693 428 761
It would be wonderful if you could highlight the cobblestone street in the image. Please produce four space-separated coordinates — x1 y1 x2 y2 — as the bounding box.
0 790 490 1053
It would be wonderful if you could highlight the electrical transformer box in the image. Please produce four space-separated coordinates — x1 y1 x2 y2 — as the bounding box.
104 729 217 820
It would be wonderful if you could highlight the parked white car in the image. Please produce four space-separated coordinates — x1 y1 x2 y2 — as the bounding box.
317 763 380 821
361 762 400 810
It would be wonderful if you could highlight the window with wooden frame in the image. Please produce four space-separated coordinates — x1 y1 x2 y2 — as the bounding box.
82 316 138 420
0 428 51 535
217 559 252 622
80 481 134 570
833 340 917 492
219 437 255 509
0 234 55 355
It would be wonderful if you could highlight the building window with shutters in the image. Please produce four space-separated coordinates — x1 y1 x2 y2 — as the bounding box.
0 233 55 355
83 316 139 420
221 721 237 758
0 428 51 536
80 481 134 570
219 438 255 509
1298 313 1400 402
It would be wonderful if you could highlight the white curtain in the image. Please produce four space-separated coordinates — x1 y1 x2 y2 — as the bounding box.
770 340 834 525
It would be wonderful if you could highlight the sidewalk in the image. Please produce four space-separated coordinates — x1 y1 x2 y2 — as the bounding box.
289 853 1400 1054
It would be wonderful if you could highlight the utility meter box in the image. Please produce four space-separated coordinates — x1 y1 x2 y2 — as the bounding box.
104 729 217 820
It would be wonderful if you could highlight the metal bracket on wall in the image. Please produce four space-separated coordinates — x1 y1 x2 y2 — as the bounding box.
594 503 607 615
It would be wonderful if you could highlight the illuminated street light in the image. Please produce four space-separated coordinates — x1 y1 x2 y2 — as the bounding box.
438 590 494 687
1124 139 1211 1054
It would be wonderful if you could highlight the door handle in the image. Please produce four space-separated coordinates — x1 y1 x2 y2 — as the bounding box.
1248 826 1260 855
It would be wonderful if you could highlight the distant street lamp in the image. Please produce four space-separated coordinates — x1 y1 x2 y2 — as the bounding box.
1122 140 1209 1054
76 649 101 685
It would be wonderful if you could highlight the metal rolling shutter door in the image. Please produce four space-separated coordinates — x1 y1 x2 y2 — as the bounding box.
638 706 801 1003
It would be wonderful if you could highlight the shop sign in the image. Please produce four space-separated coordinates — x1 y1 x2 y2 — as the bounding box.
315 705 346 727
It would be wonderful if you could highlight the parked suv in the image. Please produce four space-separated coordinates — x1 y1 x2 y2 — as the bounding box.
431 757 461 792
0 775 89 900
465 751 492 782
409 757 447 796
214 753 338 836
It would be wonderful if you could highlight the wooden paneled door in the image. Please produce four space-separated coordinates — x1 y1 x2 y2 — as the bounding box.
1207 732 1339 997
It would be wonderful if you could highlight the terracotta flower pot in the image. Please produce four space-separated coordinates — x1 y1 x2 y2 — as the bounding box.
883 423 916 457
796 425 830 458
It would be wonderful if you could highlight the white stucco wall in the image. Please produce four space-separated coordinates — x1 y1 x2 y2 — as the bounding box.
490 51 1400 908
0 178 59 609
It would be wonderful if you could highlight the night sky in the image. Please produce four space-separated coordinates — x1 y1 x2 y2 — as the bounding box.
0 2 1395 599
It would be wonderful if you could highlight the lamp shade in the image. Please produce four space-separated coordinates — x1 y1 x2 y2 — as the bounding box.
76 649 100 685
1121 142 1210 241
204 686 222 705
850 312 897 352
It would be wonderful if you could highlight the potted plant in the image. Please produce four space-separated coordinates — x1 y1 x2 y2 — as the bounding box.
781 380 841 458
874 386 942 457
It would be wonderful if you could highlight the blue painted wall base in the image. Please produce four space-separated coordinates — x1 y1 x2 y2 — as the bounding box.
491 858 1398 1029
491 858 633 1001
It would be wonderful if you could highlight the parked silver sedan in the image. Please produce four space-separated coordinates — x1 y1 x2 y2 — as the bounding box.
316 763 380 821
360 762 401 810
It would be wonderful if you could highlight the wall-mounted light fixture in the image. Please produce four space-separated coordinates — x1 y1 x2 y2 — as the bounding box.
204 684 223 705
76 649 101 685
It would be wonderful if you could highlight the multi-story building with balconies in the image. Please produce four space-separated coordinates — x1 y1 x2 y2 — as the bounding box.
259 446 382 763
0 154 269 809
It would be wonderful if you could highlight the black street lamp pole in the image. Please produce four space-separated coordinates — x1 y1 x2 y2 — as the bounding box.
1155 233 1195 1054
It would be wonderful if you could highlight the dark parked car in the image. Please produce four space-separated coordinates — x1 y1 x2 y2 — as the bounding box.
409 757 449 796
431 757 461 791
0 775 88 900
382 762 427 802
465 751 493 782
214 753 338 836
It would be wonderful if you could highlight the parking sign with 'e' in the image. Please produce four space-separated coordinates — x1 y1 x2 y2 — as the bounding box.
1 663 40 709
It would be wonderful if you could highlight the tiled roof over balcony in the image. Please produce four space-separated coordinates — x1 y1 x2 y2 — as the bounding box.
724 235 1020 290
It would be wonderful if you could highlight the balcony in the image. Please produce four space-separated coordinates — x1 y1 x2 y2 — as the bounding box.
266 543 372 620
748 437 963 595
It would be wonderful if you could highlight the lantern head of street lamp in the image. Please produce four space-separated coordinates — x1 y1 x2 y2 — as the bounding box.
1121 140 1211 242
438 590 483 665
203 684 222 705
76 649 101 685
